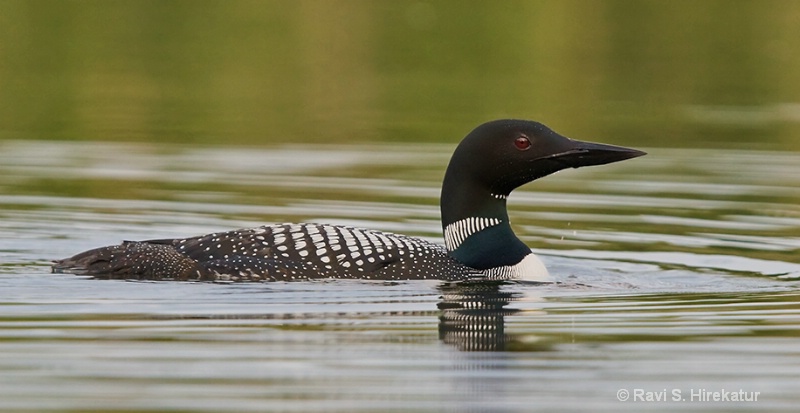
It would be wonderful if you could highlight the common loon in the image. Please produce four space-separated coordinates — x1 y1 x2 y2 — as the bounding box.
52 119 645 282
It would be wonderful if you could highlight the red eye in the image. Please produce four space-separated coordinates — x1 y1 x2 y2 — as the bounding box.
514 135 531 150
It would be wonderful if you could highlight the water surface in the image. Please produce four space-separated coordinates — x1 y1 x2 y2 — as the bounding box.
1 141 799 412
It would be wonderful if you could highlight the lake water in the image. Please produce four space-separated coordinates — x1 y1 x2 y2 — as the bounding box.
1 140 799 412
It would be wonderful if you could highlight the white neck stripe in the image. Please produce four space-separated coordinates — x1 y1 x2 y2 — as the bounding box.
444 217 502 251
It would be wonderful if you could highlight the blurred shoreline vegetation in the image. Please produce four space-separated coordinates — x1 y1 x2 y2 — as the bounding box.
0 0 798 149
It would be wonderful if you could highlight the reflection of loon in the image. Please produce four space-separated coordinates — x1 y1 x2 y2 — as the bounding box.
438 281 520 351
438 281 553 352
52 120 644 282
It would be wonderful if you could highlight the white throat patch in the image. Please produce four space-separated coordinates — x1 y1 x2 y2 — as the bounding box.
481 253 550 282
444 217 502 251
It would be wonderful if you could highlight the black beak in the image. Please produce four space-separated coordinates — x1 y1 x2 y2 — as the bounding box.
542 139 646 169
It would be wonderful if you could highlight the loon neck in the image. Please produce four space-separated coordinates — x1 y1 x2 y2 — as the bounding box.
440 182 531 270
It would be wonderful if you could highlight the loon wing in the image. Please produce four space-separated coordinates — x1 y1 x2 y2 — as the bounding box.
54 223 417 281
159 223 406 279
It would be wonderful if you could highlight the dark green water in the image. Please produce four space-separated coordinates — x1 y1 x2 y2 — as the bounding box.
2 0 800 149
1 1 800 412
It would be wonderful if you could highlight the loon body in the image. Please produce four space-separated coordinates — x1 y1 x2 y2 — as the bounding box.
52 120 645 282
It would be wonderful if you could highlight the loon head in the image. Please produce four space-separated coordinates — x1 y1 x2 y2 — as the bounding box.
440 119 645 271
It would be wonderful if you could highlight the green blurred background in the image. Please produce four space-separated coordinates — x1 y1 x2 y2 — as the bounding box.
1 0 799 149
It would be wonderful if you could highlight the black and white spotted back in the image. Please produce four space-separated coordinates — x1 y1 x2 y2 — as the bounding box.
53 223 480 281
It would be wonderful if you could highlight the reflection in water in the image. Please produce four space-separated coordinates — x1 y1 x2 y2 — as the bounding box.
438 281 525 352
2 137 800 411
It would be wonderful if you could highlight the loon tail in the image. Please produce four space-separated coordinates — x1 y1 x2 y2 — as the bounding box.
51 241 210 281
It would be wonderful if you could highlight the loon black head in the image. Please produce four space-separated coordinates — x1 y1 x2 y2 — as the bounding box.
440 119 646 271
